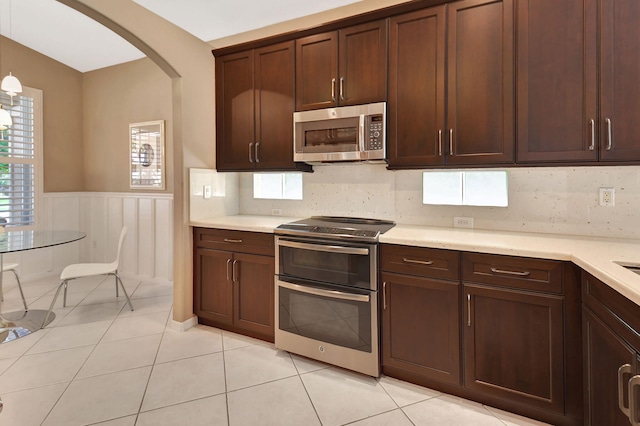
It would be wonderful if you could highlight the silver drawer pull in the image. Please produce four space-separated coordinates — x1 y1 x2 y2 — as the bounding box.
402 258 434 266
629 374 640 425
224 238 243 243
226 259 232 282
490 267 531 277
620 364 632 417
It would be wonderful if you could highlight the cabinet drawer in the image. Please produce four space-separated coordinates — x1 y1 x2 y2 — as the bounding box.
462 253 562 294
194 227 274 256
380 244 459 280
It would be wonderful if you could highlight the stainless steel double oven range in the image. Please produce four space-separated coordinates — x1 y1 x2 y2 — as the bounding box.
274 216 395 377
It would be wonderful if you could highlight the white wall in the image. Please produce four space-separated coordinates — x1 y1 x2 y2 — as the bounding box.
238 165 640 240
5 192 174 283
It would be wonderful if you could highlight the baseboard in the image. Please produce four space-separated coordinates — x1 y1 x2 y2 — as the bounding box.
168 315 197 332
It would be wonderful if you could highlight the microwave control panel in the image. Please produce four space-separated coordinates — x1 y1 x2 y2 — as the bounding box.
367 114 384 151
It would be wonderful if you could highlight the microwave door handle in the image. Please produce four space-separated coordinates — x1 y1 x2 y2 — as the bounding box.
277 239 369 256
278 280 370 303
359 114 366 153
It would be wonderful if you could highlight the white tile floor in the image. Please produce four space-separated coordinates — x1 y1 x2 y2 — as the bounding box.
0 274 550 426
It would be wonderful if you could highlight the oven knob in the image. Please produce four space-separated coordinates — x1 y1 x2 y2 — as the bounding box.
318 345 325 353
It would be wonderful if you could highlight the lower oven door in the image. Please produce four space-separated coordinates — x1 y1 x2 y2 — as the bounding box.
275 278 379 377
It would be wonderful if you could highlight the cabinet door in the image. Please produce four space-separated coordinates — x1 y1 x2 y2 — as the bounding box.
516 0 598 163
254 41 297 170
295 32 338 111
194 248 233 325
338 20 388 106
215 50 255 171
464 284 564 413
583 307 637 425
447 0 514 165
388 7 446 168
234 253 275 339
381 272 460 384
599 0 640 161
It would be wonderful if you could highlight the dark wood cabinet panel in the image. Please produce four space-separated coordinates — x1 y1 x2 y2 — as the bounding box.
234 252 275 338
599 0 640 161
381 243 459 280
215 51 254 170
296 20 387 111
446 0 514 165
381 272 461 385
295 32 338 111
216 42 309 172
194 248 233 325
516 0 598 163
387 6 446 167
583 307 636 425
193 228 275 341
338 20 388 106
464 283 565 413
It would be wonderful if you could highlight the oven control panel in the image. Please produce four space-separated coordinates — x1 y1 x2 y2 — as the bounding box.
366 114 384 151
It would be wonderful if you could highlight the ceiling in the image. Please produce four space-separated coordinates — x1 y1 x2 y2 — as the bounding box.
0 0 361 73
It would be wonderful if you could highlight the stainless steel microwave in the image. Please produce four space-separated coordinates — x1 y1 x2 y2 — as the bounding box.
293 102 386 163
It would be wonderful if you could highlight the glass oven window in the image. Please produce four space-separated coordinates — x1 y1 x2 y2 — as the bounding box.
278 283 372 353
278 242 372 290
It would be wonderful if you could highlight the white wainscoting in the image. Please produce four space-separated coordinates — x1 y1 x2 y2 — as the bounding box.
5 192 174 283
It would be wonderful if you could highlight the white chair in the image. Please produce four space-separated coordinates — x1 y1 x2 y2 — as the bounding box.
42 227 134 328
0 263 28 311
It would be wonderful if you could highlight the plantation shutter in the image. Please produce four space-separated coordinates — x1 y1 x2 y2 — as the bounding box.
0 90 37 228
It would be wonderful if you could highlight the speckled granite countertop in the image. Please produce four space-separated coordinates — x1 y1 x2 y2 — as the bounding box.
191 215 640 306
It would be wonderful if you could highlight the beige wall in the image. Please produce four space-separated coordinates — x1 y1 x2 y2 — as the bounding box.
83 59 173 192
1 36 84 192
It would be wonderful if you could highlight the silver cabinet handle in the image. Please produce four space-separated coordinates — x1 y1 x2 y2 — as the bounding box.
255 142 260 163
331 78 336 102
226 258 232 282
278 280 370 303
224 238 243 244
606 118 613 151
620 364 632 417
383 281 387 310
490 267 531 277
467 294 471 327
589 119 595 151
449 129 454 155
402 257 434 266
277 239 369 256
232 260 239 284
629 374 640 425
438 130 443 156
339 77 345 101
248 142 254 163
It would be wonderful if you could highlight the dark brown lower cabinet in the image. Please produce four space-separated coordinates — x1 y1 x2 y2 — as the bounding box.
193 228 275 341
583 271 640 425
463 283 565 413
381 272 460 384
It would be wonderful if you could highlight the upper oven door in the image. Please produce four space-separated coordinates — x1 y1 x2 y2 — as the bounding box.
276 236 377 291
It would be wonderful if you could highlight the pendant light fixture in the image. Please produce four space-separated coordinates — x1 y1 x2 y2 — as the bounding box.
1 0 21 104
0 105 12 129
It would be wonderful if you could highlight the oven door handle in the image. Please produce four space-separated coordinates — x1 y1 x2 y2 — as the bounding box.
277 239 369 256
278 280 370 303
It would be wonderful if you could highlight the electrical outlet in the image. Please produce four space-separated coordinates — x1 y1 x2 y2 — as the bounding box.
203 185 212 199
454 216 474 228
599 187 615 206
271 209 282 216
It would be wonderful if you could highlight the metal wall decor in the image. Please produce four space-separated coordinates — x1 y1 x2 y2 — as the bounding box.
130 120 165 190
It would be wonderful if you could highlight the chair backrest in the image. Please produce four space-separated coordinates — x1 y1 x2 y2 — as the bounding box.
113 226 128 269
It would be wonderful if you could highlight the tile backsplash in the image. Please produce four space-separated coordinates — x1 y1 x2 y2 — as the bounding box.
235 164 640 240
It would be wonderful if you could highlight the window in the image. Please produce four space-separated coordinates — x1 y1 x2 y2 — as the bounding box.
423 170 508 207
253 173 303 200
0 88 42 229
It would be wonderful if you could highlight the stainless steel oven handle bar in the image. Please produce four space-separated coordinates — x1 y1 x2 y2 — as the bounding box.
277 239 369 255
278 280 370 303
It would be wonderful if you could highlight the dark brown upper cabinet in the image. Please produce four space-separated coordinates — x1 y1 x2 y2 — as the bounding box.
215 41 311 172
388 0 514 168
295 20 388 111
517 0 640 163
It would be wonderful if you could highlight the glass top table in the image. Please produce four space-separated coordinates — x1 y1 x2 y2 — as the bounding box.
0 230 86 344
